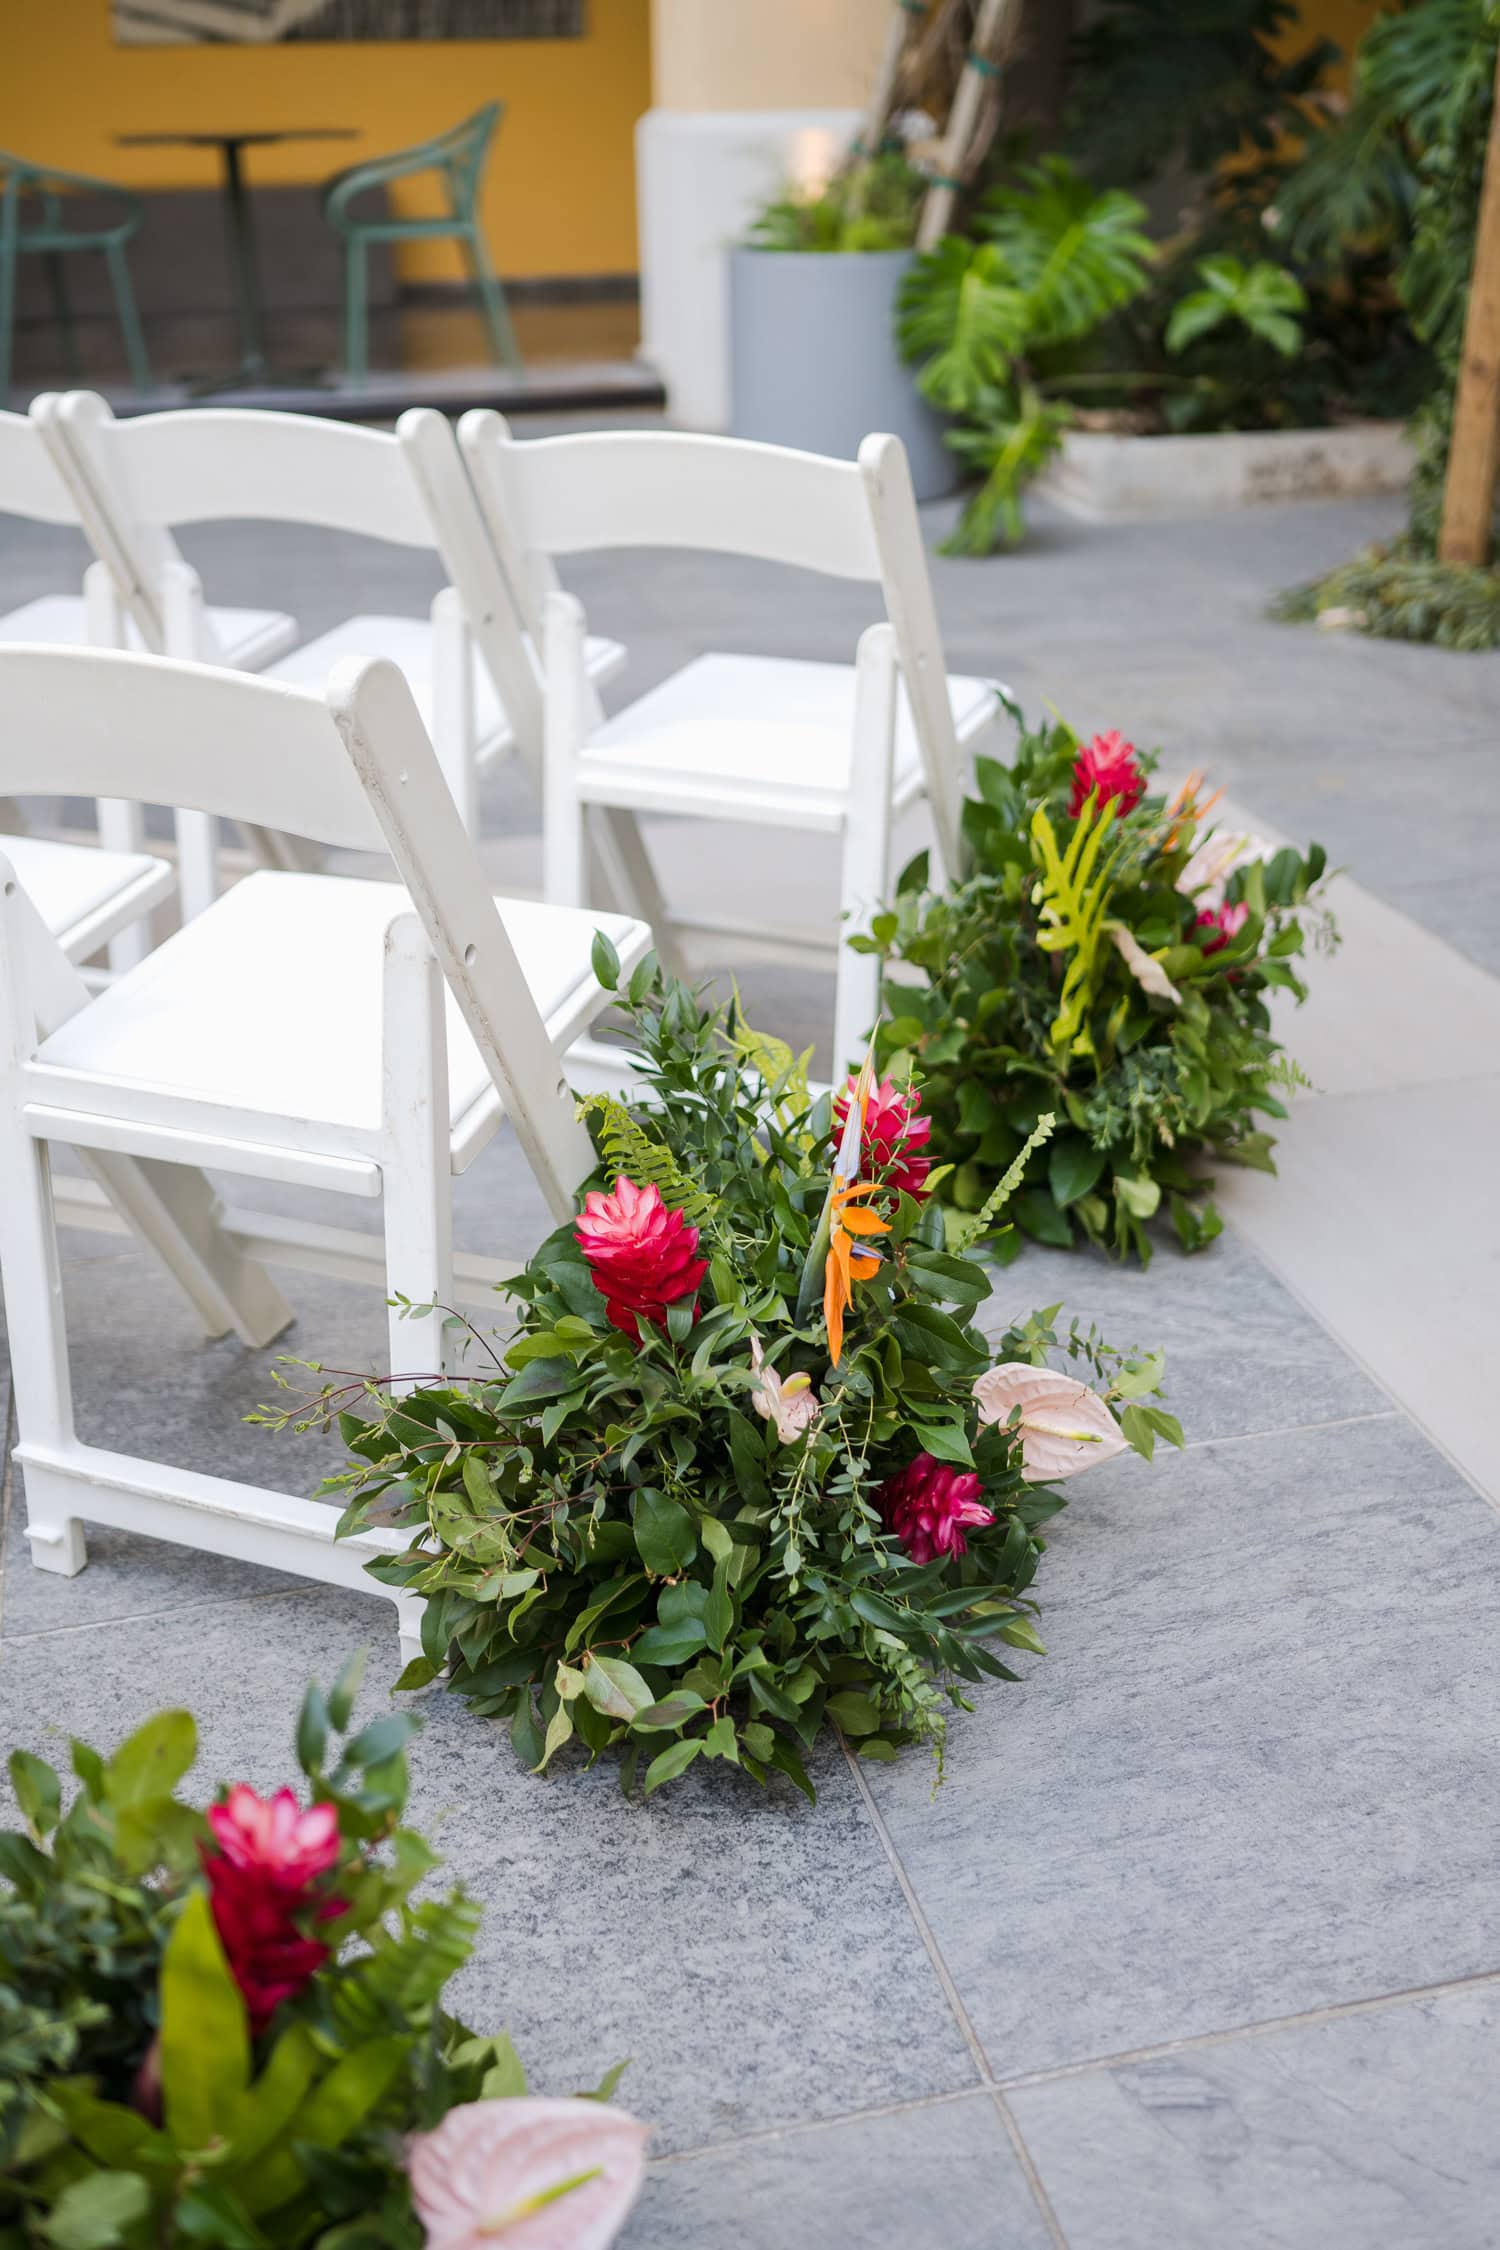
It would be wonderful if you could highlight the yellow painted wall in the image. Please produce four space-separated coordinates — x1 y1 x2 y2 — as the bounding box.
6 0 651 280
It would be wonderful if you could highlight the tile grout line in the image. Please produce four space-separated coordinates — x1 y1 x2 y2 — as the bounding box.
840 1745 1072 2250
1177 1406 1399 1454
993 1958 1500 2093
1 1579 333 1647
1223 1209 1500 1525
644 1958 1500 2175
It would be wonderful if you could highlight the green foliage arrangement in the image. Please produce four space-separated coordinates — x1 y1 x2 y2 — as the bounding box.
744 151 924 255
1 1674 643 2249
273 962 1175 1804
868 706 1335 1264
1275 0 1500 648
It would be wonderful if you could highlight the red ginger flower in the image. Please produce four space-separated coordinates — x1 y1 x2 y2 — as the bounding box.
876 1452 995 1566
1069 730 1145 820
575 1177 708 1339
833 1075 932 1200
202 1785 343 2033
1195 899 1250 955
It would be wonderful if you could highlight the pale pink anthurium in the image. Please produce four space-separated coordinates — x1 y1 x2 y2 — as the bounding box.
973 1363 1129 1482
407 2097 649 2250
748 1334 821 1444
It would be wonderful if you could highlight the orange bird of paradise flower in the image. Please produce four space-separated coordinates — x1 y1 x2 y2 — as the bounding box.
822 1052 892 1368
1161 769 1223 851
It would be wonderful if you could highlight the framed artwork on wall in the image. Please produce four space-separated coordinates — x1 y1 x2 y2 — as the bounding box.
113 0 584 41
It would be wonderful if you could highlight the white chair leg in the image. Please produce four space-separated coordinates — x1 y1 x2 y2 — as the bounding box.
431 585 480 835
161 562 224 921
542 589 589 909
381 914 455 1391
2 868 295 1349
0 878 85 1573
84 563 155 977
593 807 691 983
80 1150 296 1349
833 622 898 1080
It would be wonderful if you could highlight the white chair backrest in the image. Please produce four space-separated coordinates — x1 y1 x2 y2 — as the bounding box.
0 405 80 527
460 413 964 869
0 643 592 1209
41 394 542 753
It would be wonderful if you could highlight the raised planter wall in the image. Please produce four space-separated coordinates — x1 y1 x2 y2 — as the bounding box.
1040 420 1414 521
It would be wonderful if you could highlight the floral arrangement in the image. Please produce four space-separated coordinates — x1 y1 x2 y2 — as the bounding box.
866 703 1335 1263
0 1669 646 2249
275 961 1177 1802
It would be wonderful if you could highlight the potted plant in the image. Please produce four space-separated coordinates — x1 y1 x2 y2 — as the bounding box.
729 152 958 499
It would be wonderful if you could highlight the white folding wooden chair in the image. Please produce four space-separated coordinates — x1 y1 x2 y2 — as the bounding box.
457 415 1004 1071
0 643 650 1653
0 407 183 966
42 395 626 893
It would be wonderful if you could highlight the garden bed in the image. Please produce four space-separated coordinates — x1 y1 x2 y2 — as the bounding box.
1040 420 1414 521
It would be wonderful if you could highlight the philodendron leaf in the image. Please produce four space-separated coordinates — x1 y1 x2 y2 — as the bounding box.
160 1891 251 2154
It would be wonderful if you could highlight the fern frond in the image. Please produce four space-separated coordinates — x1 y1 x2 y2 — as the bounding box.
576 1094 720 1227
331 1889 483 2045
948 1114 1057 1254
1031 801 1124 1056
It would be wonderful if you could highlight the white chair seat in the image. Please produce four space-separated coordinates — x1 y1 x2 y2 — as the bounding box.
28 870 649 1175
1 833 176 964
573 654 1001 827
0 594 297 672
266 615 627 766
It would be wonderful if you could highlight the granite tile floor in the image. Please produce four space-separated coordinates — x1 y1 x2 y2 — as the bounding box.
3 480 1500 2245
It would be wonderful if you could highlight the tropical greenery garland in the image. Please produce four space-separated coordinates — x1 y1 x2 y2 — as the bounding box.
868 703 1335 1264
268 964 1175 1804
0 1673 644 2249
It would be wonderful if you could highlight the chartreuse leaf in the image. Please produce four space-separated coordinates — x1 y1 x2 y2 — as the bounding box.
39 2171 151 2250
1031 801 1123 1055
584 1654 654 1722
8 1749 61 1839
644 1738 702 1794
160 1891 251 2154
105 1710 197 1807
238 2039 410 2219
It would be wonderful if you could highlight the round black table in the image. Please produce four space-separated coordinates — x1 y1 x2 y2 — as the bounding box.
117 128 357 388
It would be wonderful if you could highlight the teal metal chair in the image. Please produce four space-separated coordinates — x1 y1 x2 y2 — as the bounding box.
321 103 521 386
0 149 152 397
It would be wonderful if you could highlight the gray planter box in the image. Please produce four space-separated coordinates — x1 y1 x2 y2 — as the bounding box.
1040 421 1415 520
728 245 954 500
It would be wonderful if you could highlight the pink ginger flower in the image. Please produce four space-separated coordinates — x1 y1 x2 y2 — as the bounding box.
1195 899 1251 956
574 1177 707 1339
407 2096 649 2250
832 1074 932 1199
876 1452 995 1565
1068 731 1146 820
207 1784 339 1892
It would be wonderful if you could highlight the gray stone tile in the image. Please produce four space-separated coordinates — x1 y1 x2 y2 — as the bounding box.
998 1226 1388 1444
0 1588 980 2156
0 1224 384 1636
621 2094 1055 2250
1009 1980 1500 2250
865 1414 1500 2077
